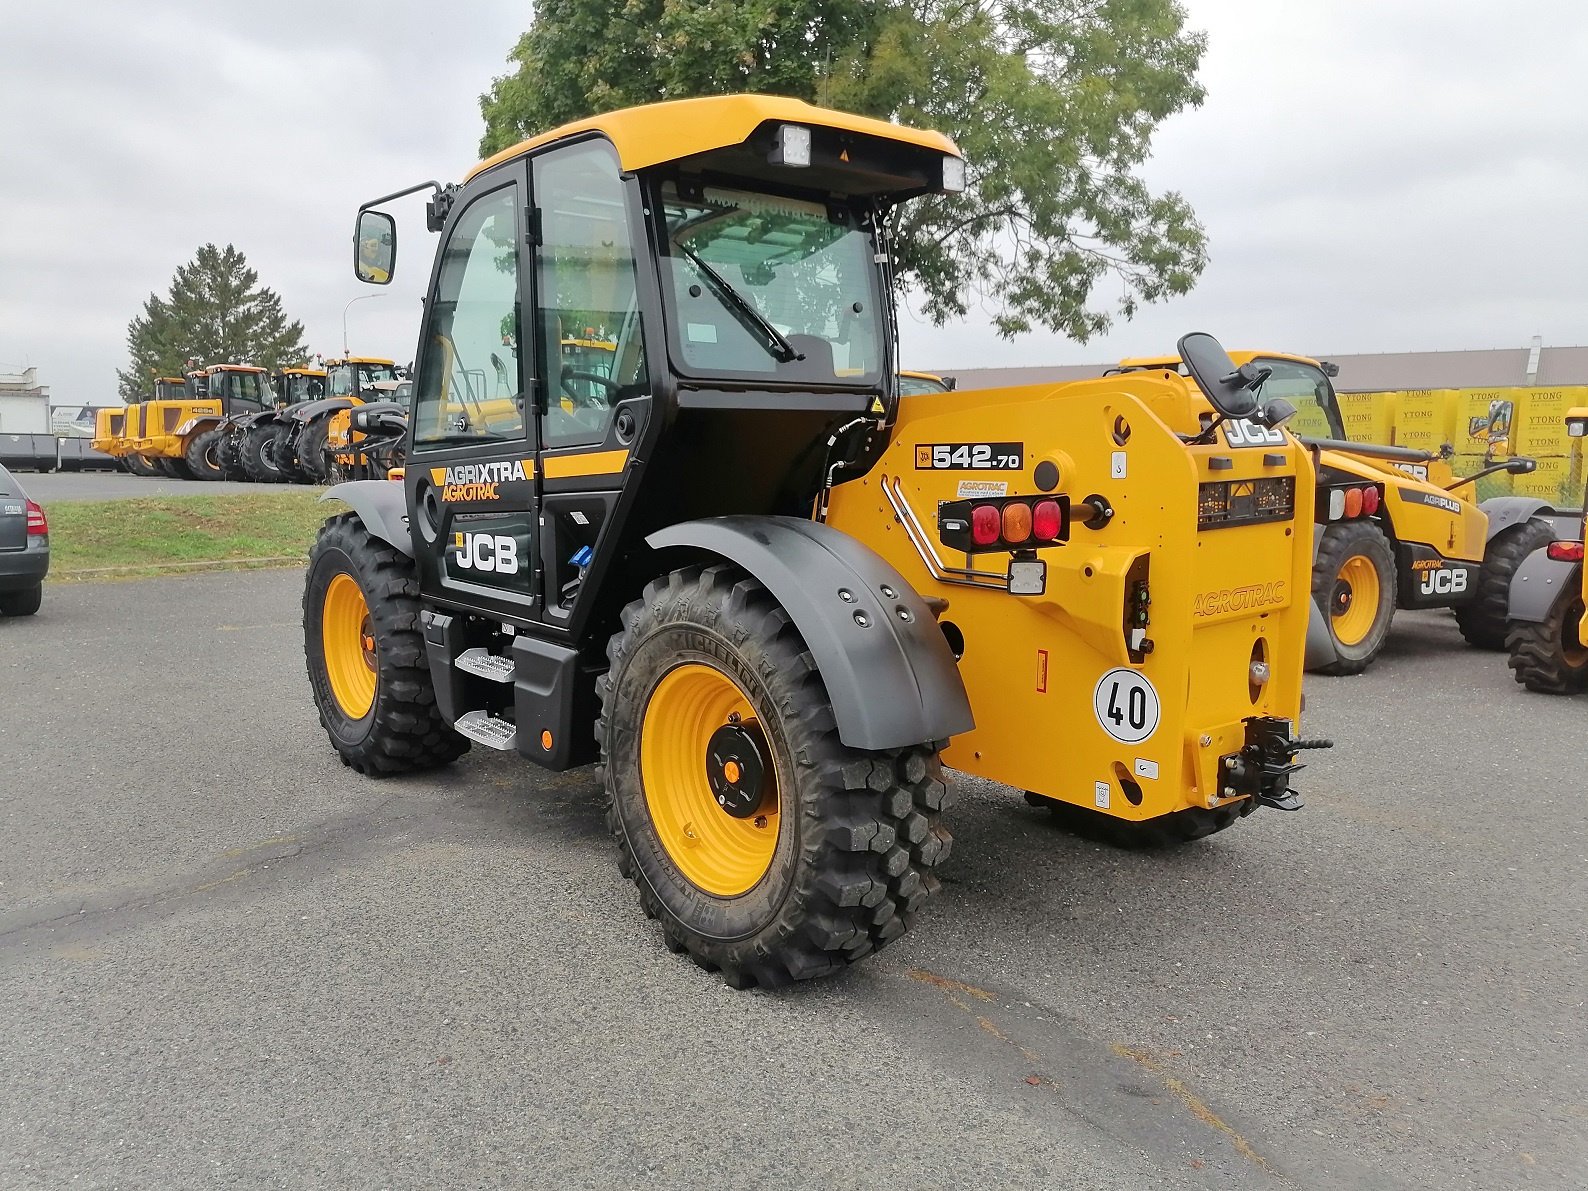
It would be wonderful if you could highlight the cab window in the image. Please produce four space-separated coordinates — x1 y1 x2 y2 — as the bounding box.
533 140 648 448
414 186 525 447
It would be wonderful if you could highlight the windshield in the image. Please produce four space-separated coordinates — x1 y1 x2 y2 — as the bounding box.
656 182 882 383
215 371 267 404
1254 358 1343 439
358 362 397 387
283 374 324 403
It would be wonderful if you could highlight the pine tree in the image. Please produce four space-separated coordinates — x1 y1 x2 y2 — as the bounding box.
116 244 309 400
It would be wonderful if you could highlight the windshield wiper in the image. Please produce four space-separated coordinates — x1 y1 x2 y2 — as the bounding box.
676 243 803 364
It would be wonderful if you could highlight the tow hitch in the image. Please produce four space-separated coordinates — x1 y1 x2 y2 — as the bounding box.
1220 716 1333 811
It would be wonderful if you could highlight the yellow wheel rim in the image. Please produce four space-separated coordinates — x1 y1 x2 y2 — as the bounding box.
1330 555 1381 647
322 572 377 719
640 663 780 897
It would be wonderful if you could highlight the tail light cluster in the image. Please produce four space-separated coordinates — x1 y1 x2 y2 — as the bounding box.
26 500 47 540
1321 483 1381 522
1547 541 1584 562
939 495 1070 554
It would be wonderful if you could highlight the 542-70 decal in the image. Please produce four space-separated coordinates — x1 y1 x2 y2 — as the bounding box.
916 442 1023 470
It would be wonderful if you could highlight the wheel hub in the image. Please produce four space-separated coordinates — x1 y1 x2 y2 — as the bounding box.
1332 579 1353 615
706 721 768 819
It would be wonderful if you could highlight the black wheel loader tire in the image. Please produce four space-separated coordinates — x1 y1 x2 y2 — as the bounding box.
216 432 245 480
1024 791 1247 848
241 424 284 482
125 454 161 477
158 456 196 480
298 420 333 484
1505 592 1588 695
1310 520 1397 675
273 424 310 484
303 511 469 774
0 583 43 616
1454 518 1555 650
184 429 227 480
597 563 955 988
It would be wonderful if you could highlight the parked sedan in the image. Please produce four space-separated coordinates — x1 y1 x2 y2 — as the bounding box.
0 463 48 615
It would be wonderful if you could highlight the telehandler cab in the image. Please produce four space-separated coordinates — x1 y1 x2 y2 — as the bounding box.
1505 407 1588 692
1114 351 1548 674
306 96 1324 986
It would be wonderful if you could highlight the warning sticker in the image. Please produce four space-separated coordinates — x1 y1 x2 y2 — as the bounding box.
1094 781 1110 809
1035 649 1049 693
957 479 1009 499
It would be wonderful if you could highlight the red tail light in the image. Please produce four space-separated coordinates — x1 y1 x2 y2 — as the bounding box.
1001 501 1033 544
1361 485 1380 516
1032 499 1063 541
1343 487 1364 519
1547 541 1585 562
25 500 46 537
971 504 1001 546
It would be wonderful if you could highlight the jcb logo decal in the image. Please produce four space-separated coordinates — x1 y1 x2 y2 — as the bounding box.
453 531 519 574
1419 567 1468 596
1223 419 1287 448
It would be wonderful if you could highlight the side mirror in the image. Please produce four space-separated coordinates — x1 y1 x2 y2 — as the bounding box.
355 209 396 285
1261 398 1297 429
1506 457 1537 475
1178 332 1262 420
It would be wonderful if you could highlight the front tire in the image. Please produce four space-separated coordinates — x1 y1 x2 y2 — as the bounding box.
598 564 954 988
125 454 161 477
241 424 284 482
1455 518 1555 649
1311 520 1396 675
303 512 469 774
0 584 42 616
1505 591 1588 694
184 429 226 480
298 420 333 484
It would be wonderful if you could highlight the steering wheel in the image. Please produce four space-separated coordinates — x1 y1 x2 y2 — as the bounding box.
560 370 621 408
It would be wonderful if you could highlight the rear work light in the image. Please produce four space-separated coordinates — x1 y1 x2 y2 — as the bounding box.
1547 541 1585 562
25 499 47 537
940 495 1071 554
1198 477 1295 530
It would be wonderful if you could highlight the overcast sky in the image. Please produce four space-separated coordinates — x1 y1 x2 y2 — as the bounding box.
3 0 1585 405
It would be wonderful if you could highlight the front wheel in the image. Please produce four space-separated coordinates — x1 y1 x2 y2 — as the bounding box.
1311 520 1397 675
303 512 469 774
125 454 161 477
598 564 955 988
184 429 226 480
298 420 333 484
241 424 284 482
1455 518 1555 649
1505 591 1588 694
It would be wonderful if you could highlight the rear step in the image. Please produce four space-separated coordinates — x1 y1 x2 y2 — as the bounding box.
453 710 517 751
455 647 514 683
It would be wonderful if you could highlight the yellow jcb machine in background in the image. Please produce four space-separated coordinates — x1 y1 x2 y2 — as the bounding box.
1116 351 1547 674
1505 407 1588 692
279 356 402 483
123 364 272 479
95 377 187 476
304 95 1325 988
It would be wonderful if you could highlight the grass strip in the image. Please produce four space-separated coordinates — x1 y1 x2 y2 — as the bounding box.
44 493 331 580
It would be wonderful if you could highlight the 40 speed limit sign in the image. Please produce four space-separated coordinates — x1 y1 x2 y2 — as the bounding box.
1092 668 1161 744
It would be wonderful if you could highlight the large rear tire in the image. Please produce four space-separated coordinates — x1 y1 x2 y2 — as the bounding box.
125 454 161 477
1505 590 1588 694
1024 792 1248 848
598 564 954 988
1455 518 1555 649
303 511 469 774
184 429 226 481
1310 520 1396 675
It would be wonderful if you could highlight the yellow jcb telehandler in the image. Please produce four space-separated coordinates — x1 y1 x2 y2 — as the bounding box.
303 95 1326 987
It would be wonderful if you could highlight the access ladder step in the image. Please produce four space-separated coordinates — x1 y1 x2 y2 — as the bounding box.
455 648 515 683
453 710 517 751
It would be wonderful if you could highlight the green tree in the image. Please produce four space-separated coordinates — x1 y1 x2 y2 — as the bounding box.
479 1 1208 341
116 243 309 400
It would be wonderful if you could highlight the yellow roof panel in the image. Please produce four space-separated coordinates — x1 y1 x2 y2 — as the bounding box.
468 94 959 182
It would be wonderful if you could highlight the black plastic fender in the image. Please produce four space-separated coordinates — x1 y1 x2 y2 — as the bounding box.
647 516 974 752
1305 596 1340 671
1481 496 1555 542
1507 548 1581 624
321 480 412 557
291 397 357 424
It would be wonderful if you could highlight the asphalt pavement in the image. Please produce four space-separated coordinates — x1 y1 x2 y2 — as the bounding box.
20 471 321 501
1 571 1583 1189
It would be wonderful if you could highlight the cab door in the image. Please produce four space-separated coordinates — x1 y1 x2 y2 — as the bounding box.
527 138 654 638
406 166 541 623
